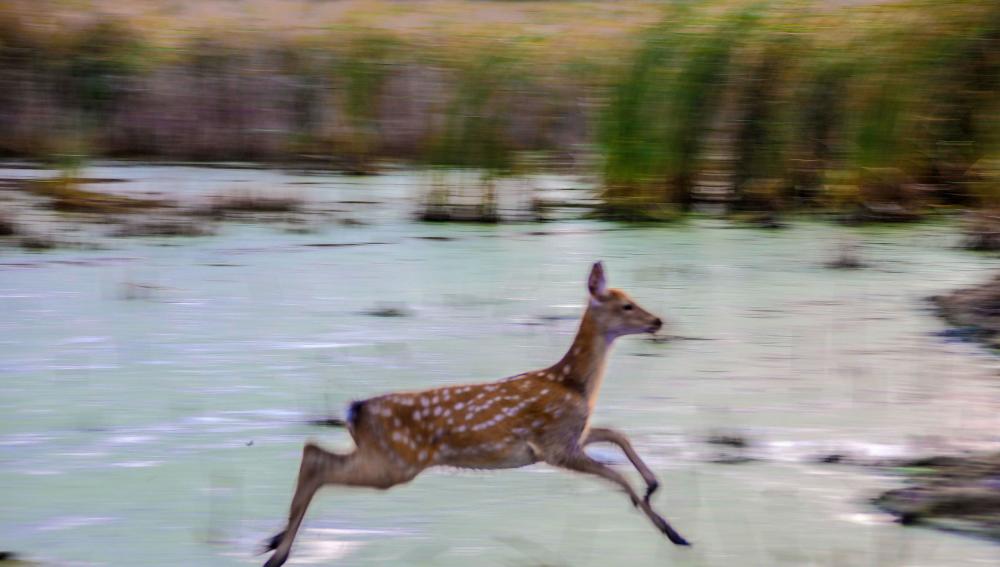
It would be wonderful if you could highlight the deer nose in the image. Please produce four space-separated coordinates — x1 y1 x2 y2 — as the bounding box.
651 318 663 331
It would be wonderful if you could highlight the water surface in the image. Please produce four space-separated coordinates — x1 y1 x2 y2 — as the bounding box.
1 164 999 566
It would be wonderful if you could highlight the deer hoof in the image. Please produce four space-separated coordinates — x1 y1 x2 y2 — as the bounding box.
668 532 692 547
660 524 691 546
263 551 289 567
652 515 691 546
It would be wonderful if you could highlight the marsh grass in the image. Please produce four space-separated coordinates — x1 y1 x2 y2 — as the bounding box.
196 192 304 218
417 46 530 222
599 6 761 217
24 178 162 213
598 0 999 218
0 1 997 219
336 32 400 173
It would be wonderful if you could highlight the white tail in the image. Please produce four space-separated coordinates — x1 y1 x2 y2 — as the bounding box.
262 262 689 567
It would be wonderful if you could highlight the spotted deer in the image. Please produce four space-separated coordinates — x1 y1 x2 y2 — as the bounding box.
262 262 690 567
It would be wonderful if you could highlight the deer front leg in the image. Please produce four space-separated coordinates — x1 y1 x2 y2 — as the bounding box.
583 427 660 504
262 442 411 567
553 450 690 546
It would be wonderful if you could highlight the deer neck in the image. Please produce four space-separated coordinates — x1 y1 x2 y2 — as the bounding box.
551 307 613 405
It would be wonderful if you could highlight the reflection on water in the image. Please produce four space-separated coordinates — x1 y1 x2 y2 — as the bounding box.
1 164 999 566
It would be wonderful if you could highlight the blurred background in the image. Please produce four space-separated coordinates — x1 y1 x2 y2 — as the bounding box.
0 1 998 565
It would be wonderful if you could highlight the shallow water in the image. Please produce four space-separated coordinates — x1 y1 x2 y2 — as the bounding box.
1 164 999 566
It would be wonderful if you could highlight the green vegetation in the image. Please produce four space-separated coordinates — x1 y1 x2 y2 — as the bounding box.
599 5 757 218
337 33 399 172
0 1 997 220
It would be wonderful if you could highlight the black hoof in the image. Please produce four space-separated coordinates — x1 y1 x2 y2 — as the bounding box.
263 551 289 567
668 532 692 546
644 480 660 504
655 518 691 546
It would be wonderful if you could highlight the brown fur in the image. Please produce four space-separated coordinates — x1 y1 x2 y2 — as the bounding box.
262 262 689 567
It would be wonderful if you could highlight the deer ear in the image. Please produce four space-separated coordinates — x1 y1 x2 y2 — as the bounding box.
588 261 607 297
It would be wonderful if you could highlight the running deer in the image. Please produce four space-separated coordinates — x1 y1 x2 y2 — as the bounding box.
262 262 689 567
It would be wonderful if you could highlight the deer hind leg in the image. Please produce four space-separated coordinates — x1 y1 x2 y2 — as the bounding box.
583 427 660 503
262 441 414 567
553 450 690 546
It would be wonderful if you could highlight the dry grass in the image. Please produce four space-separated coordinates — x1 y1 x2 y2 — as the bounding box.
24 179 164 213
195 192 304 218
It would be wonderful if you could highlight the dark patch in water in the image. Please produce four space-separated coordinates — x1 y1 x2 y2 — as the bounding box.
525 228 611 237
362 304 412 318
303 242 389 248
874 452 1000 541
537 314 577 322
309 417 347 428
0 262 42 269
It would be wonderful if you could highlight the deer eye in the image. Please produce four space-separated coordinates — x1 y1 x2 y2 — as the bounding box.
622 304 634 311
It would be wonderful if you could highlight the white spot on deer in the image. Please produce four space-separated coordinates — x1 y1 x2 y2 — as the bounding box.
418 449 428 461
562 365 571 375
573 346 581 355
455 402 465 410
531 419 544 428
420 397 430 407
393 417 402 427
455 425 467 433
433 406 442 416
540 388 549 395
443 408 452 417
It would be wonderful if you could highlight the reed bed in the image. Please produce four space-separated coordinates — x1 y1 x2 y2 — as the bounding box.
0 0 996 218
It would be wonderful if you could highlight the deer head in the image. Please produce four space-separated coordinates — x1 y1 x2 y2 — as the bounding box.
586 262 662 340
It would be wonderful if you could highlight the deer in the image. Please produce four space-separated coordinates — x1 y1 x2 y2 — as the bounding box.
261 261 690 567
